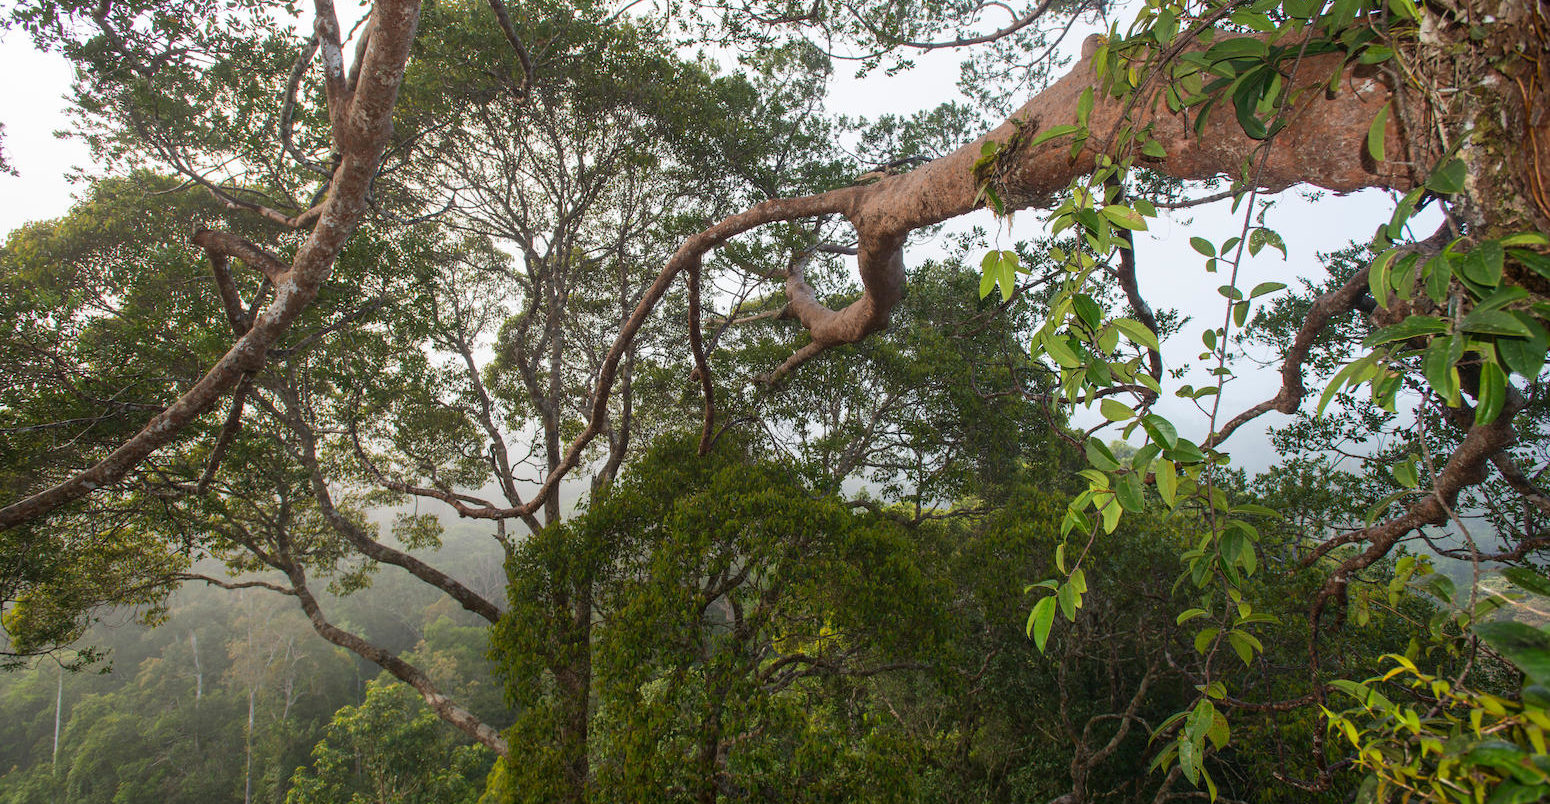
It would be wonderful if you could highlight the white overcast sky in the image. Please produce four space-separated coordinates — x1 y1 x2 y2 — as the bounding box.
0 6 1408 473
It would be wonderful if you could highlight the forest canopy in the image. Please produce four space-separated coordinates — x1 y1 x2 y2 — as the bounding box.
1 0 1549 801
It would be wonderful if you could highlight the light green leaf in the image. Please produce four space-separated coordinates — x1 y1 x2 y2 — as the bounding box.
1100 398 1136 421
1366 102 1390 162
1113 317 1161 352
1249 281 1286 298
1157 459 1178 507
1028 595 1057 651
1101 204 1149 231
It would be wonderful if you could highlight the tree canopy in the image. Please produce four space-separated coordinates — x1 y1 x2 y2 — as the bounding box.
2 0 1550 801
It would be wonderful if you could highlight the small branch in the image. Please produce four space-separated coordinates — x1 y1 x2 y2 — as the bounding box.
207 251 251 336
195 373 252 495
279 36 331 177
174 573 297 596
687 254 717 454
892 0 1062 50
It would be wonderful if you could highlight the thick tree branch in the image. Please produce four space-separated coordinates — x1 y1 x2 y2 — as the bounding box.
0 0 422 532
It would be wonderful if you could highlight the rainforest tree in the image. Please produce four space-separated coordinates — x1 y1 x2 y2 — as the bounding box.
2 0 1549 800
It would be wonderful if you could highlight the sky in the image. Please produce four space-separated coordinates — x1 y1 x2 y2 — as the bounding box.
0 3 1409 477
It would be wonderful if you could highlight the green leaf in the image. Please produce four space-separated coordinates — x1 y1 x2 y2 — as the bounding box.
1101 204 1148 231
1177 608 1208 625
1177 738 1199 785
978 255 998 299
1227 630 1257 667
1415 572 1456 605
1423 336 1461 404
1367 248 1399 309
1113 318 1161 352
1497 315 1549 378
1366 102 1390 162
1027 595 1057 651
1057 580 1078 620
1116 472 1144 512
1141 414 1179 450
1459 243 1505 287
1073 293 1103 329
1205 36 1269 62
1141 139 1168 159
1229 503 1281 519
1317 355 1372 416
1473 621 1550 686
1042 333 1083 368
1077 86 1094 127
1070 567 1087 595
1100 495 1122 533
1425 253 1453 304
1475 360 1506 425
1388 0 1420 21
1190 237 1216 257
1156 459 1178 507
1085 438 1121 471
1425 159 1467 195
1460 309 1532 338
1503 567 1550 598
1364 489 1408 525
1511 248 1550 281
1028 123 1082 148
1362 315 1449 348
1392 460 1419 489
1249 281 1286 298
1474 284 1529 313
1194 627 1219 654
1166 438 1205 465
1248 227 1286 258
1231 66 1271 140
1100 398 1136 421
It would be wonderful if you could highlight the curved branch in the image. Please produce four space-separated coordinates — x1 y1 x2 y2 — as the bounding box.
893 0 1065 50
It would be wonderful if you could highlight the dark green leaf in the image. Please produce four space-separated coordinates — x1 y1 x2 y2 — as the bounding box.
1362 315 1449 348
1460 309 1532 338
1085 438 1121 471
1475 360 1507 424
1425 159 1467 194
1503 567 1550 598
1473 621 1550 686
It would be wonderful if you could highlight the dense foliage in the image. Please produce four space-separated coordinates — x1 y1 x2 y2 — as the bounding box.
1 0 1548 802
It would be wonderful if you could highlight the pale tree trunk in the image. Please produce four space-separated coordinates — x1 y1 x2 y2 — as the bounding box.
190 631 202 752
51 666 62 767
